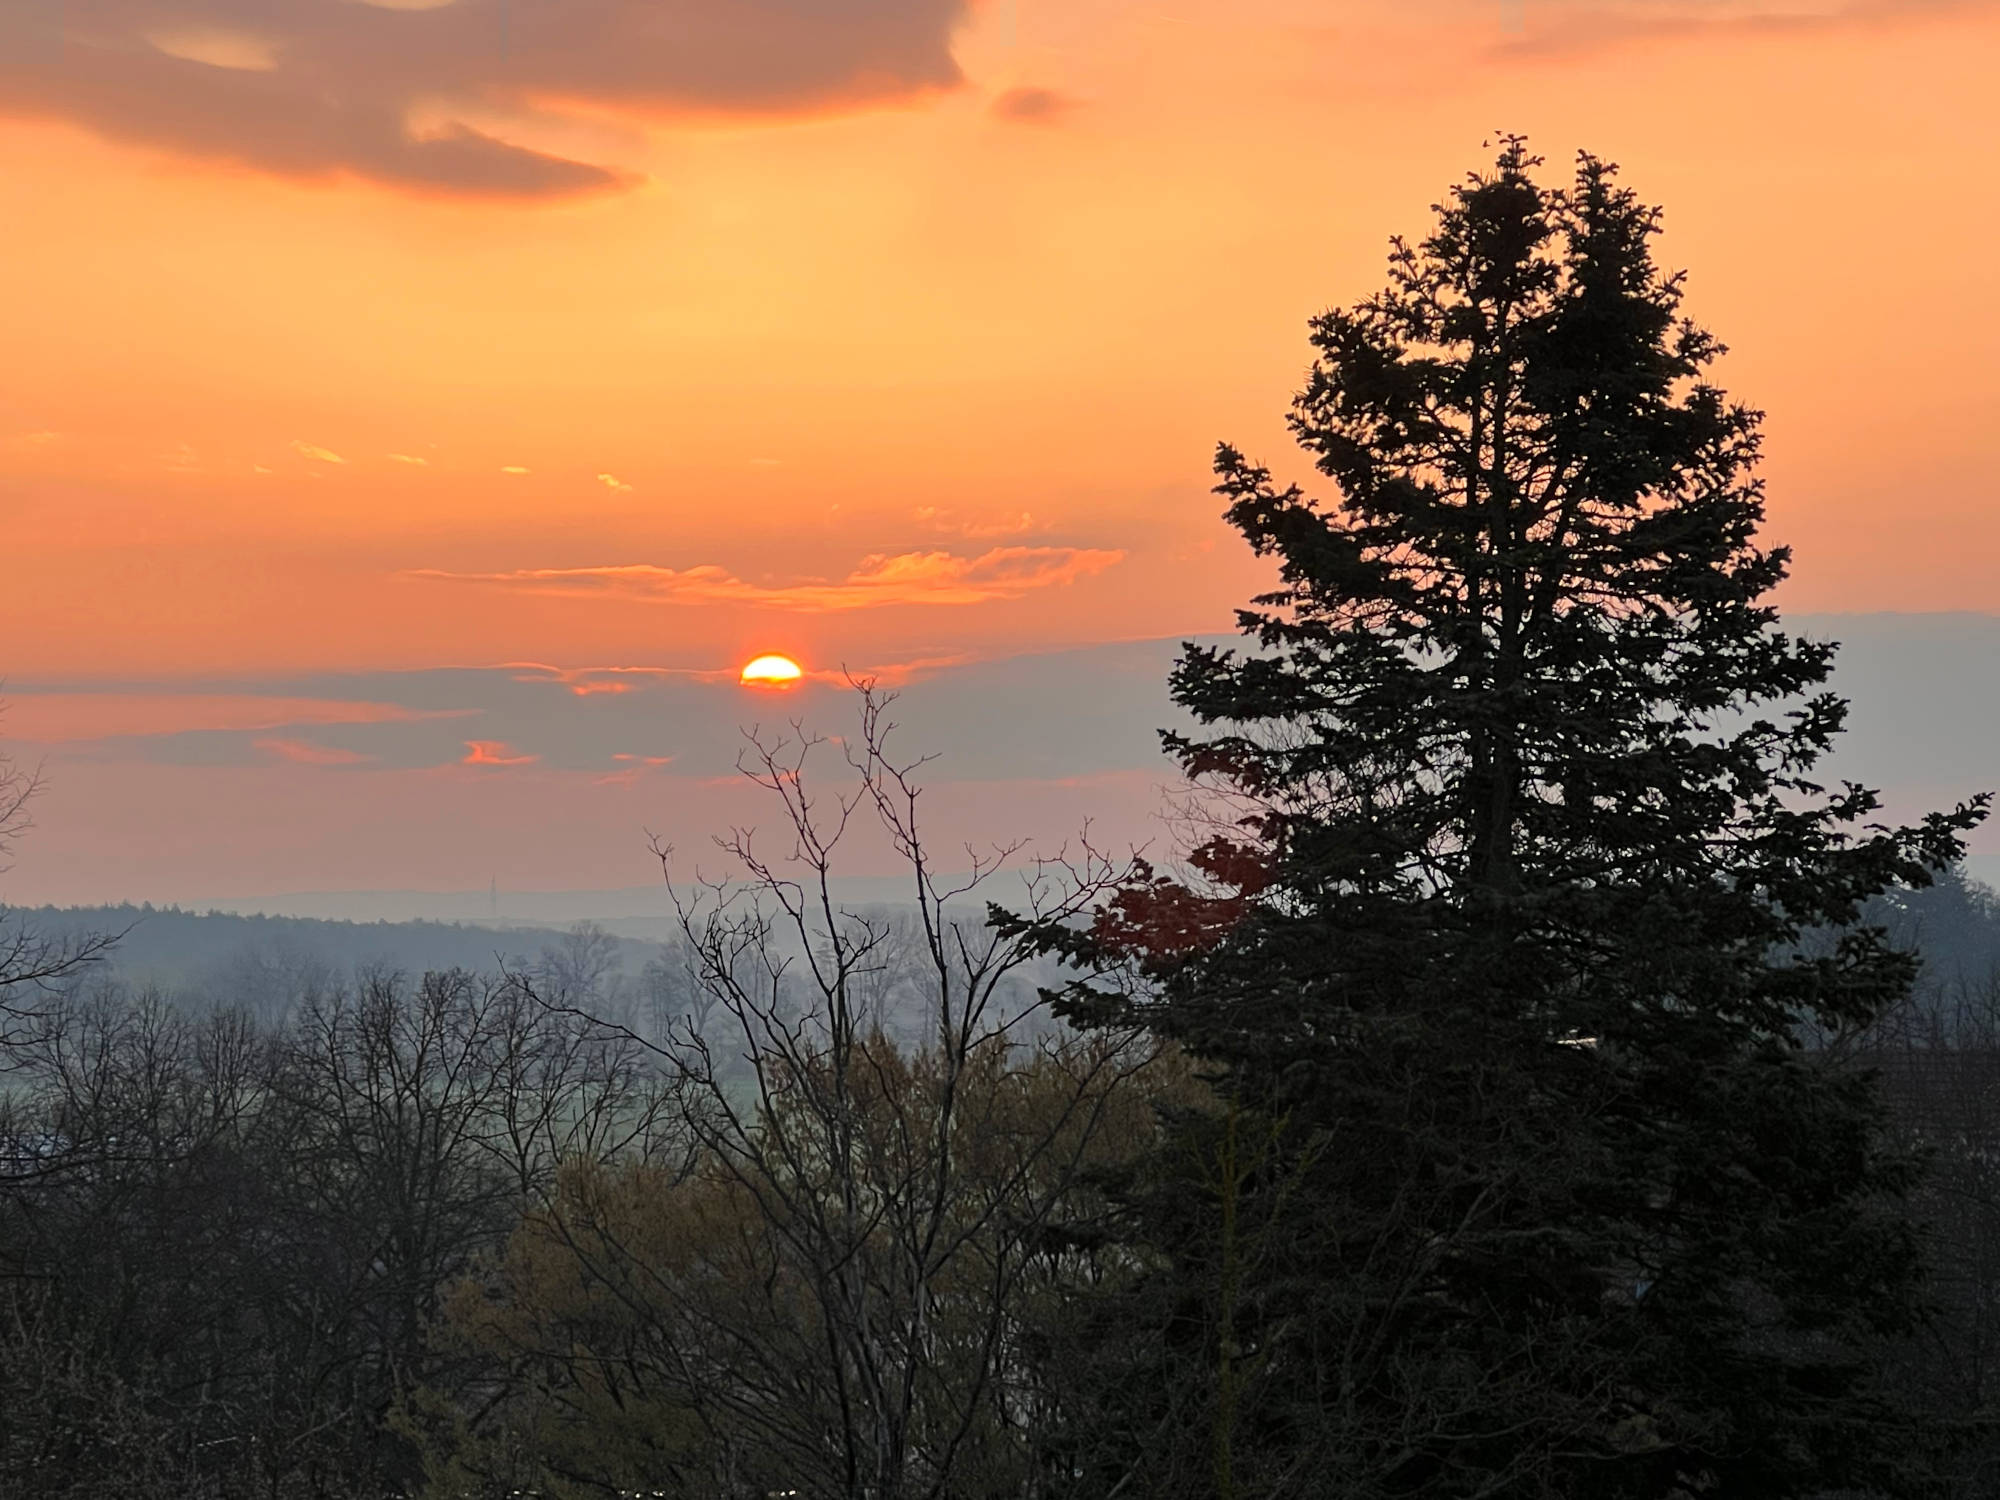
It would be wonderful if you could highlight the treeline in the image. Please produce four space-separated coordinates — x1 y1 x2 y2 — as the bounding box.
0 966 662 1496
0 714 1171 1499
5 788 1999 1497
11 905 666 1027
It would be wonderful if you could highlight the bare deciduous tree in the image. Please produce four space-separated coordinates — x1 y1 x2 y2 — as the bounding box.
0 959 677 1499
427 687 1162 1500
0 711 117 1056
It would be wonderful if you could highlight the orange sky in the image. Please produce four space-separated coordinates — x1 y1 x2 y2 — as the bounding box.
2 0 1997 901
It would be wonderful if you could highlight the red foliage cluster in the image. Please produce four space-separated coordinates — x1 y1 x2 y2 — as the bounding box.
1088 839 1271 962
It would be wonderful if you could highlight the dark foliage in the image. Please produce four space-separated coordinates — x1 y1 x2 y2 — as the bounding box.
0 967 663 1499
1017 140 1988 1499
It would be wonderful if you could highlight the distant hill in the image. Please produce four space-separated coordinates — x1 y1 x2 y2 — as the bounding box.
10 903 666 1022
13 857 2000 1036
186 874 961 937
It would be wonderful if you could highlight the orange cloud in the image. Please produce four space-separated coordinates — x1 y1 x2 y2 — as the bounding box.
1488 0 1974 58
913 507 1044 538
254 737 373 766
501 658 970 692
597 751 675 786
407 546 1127 613
502 662 731 693
291 440 345 465
462 739 538 768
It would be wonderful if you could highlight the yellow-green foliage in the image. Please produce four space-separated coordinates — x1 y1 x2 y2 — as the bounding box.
416 1034 1190 1500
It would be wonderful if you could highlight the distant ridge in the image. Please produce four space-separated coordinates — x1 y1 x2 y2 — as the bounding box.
10 902 662 1007
173 872 1016 930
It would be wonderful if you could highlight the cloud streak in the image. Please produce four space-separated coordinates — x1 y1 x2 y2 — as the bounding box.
502 661 727 694
462 739 538 767
597 751 674 786
990 86 1073 123
0 0 969 199
254 736 374 766
406 546 1127 612
2 692 468 743
1470 0 1977 55
913 506 1045 538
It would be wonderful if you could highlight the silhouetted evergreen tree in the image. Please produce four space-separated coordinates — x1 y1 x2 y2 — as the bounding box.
1024 140 1987 1499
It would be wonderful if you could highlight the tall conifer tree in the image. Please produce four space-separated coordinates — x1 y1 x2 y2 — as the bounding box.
1026 141 1985 1498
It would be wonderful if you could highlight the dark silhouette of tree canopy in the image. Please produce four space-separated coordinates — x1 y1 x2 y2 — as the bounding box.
1022 140 1988 1499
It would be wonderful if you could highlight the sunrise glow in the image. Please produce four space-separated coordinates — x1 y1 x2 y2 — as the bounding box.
4 7 1998 1491
0 0 1992 908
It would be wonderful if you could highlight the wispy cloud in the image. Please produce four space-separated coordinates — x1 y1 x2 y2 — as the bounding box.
991 86 1075 123
555 678 632 697
292 439 345 465
149 26 279 72
501 661 728 694
597 751 674 786
3 693 468 743
406 546 1127 613
0 0 969 200
1471 0 1976 55
836 652 977 686
597 472 633 493
254 737 374 766
500 655 970 692
387 452 429 466
462 739 538 768
913 506 1044 538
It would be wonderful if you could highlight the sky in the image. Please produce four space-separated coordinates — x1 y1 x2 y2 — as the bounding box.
2 0 1997 907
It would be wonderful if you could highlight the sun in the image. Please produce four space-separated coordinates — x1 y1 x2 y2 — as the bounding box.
740 654 804 687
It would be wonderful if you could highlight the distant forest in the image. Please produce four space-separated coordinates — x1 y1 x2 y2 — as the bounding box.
24 862 2000 1034
13 904 668 1026
5 851 2000 1497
